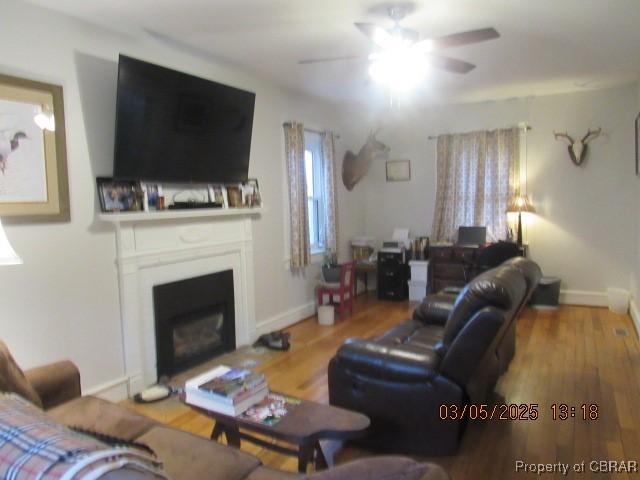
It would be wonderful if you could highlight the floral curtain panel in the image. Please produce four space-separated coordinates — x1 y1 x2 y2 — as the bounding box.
320 130 338 255
431 128 520 242
283 122 310 268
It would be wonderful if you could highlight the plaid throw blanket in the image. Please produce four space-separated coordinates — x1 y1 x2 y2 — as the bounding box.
0 393 166 479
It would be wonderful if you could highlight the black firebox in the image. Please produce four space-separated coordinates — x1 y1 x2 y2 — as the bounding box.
153 270 235 379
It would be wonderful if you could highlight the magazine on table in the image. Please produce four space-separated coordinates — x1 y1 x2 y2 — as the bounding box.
238 393 301 426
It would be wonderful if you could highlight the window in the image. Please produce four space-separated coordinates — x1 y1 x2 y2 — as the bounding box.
304 131 326 253
431 128 520 242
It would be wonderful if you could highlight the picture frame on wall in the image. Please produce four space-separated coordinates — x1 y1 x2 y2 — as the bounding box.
386 159 411 182
96 177 141 213
635 112 640 176
0 73 70 221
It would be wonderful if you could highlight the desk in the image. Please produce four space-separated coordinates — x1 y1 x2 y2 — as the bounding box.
355 261 377 295
428 243 526 293
429 245 482 293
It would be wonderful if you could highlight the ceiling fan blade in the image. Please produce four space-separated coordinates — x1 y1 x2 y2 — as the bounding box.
431 28 500 49
429 55 476 74
354 22 395 49
298 55 367 65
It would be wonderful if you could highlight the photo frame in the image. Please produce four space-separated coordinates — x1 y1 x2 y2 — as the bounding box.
635 112 639 176
226 185 242 208
243 178 261 207
140 182 161 210
96 177 141 213
0 73 69 221
208 184 227 208
386 159 411 182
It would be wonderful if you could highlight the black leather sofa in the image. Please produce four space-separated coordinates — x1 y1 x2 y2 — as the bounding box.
328 257 541 456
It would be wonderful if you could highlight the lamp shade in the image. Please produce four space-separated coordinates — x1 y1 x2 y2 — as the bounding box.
507 194 536 213
0 219 22 265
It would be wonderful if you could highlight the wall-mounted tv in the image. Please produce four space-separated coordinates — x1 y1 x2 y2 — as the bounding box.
113 55 256 183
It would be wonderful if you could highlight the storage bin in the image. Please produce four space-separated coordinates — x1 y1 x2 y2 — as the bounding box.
318 305 335 325
530 276 561 309
607 288 629 314
409 260 429 283
408 280 428 302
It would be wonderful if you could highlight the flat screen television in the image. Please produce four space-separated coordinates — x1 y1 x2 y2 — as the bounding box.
113 55 256 183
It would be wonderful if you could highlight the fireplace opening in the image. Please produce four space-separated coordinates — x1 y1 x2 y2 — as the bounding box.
153 270 235 379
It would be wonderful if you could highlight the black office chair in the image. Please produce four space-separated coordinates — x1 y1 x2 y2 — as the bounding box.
463 241 521 281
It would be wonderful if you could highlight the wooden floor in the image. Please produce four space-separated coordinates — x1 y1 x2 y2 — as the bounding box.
124 294 640 479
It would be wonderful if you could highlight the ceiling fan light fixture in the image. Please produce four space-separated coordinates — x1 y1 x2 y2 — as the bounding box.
368 48 429 91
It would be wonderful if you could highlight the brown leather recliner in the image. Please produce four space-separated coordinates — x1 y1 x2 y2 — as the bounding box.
328 258 541 456
417 256 542 373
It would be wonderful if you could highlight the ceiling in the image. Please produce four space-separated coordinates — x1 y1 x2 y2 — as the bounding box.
28 0 640 105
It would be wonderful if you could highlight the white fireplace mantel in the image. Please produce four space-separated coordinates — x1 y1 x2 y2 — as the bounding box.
99 206 264 224
101 207 262 396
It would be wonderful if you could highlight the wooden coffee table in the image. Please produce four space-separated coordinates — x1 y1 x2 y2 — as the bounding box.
181 392 370 473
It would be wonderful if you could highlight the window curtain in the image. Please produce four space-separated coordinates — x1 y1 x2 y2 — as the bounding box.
320 131 338 255
284 122 310 268
431 128 520 242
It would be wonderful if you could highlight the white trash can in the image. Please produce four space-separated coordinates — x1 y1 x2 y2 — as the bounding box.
408 280 428 302
318 305 335 325
607 288 629 314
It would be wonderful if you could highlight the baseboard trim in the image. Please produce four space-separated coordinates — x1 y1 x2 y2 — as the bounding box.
254 301 316 338
559 289 608 307
84 374 130 402
630 299 639 338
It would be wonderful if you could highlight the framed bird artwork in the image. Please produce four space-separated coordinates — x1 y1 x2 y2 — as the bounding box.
0 73 69 221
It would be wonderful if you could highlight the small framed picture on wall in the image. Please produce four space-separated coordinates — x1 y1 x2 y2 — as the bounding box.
386 159 411 182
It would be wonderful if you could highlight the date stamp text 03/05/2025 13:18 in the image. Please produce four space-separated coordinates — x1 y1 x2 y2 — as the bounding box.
438 403 599 421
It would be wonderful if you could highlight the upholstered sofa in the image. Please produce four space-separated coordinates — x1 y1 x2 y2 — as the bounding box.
0 341 449 479
328 258 541 456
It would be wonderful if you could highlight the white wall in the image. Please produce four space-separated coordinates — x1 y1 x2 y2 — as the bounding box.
631 83 640 329
0 0 359 395
360 85 638 301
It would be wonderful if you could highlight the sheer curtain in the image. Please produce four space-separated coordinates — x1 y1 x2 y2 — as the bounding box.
283 122 310 268
320 131 338 255
431 128 520 242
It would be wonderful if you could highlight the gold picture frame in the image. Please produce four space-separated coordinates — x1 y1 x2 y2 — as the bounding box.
0 73 70 221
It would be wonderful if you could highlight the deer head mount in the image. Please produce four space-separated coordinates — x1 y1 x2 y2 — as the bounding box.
553 127 601 166
342 130 390 190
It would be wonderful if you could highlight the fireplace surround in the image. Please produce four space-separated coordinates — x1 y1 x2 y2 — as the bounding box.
100 208 261 396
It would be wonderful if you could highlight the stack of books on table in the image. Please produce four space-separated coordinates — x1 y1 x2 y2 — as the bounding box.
184 365 268 416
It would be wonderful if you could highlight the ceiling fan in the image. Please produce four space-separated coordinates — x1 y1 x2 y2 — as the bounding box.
299 5 500 89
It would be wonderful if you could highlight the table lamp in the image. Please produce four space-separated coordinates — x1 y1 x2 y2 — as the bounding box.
0 219 22 265
507 194 535 248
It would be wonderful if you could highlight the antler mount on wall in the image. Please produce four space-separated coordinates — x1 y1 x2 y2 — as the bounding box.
553 127 602 166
